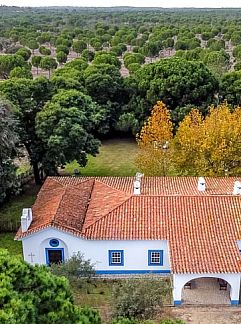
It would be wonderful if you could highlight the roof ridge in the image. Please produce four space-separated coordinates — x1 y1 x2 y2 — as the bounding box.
54 177 95 226
83 194 132 232
53 186 68 222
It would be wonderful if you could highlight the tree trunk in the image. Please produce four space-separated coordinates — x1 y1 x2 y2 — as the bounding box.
33 162 42 185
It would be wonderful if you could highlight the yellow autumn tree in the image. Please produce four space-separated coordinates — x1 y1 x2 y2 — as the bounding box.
172 108 204 175
173 102 241 176
135 101 173 175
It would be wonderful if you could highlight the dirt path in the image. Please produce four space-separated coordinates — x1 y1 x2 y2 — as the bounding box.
171 306 241 324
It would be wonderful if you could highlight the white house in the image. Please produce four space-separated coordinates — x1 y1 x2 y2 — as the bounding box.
15 176 241 306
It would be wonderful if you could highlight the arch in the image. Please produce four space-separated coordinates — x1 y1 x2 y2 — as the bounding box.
40 236 69 265
173 273 240 306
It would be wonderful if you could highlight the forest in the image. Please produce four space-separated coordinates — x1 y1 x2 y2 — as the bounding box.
1 6 241 199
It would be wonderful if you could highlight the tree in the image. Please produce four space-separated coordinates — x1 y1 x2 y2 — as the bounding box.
220 71 241 105
9 66 33 79
0 77 53 184
0 249 101 323
31 56 42 75
56 51 68 65
16 47 31 61
136 101 173 176
172 102 241 176
72 40 87 56
81 49 95 62
112 278 170 320
127 57 219 123
39 46 51 56
93 52 121 68
36 89 104 175
40 56 58 78
0 97 18 203
27 39 39 54
50 252 95 287
0 54 27 79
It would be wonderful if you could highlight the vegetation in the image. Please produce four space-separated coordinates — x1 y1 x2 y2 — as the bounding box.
136 101 173 176
0 249 101 323
0 97 19 203
136 101 241 176
112 278 171 320
64 138 138 176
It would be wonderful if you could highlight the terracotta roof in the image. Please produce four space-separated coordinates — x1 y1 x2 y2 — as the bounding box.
15 176 241 274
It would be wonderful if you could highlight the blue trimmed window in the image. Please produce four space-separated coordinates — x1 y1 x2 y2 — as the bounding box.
148 250 164 266
46 248 64 265
49 239 59 247
109 250 124 266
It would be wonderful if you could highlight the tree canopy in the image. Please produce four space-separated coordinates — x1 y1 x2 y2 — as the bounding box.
36 89 104 175
0 249 101 323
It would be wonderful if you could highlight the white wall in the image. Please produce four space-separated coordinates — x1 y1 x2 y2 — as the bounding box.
236 241 241 250
21 227 171 273
173 273 241 305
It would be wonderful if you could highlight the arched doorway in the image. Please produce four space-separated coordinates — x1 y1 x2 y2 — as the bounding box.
182 277 230 305
173 273 240 306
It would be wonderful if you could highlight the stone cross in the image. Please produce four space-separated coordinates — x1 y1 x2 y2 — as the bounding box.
28 252 35 263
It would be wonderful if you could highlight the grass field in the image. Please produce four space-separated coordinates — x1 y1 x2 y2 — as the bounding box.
0 233 23 257
65 138 138 176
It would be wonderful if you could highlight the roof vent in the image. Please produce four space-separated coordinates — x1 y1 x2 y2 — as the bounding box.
134 172 143 195
21 208 32 233
233 181 241 195
198 177 206 192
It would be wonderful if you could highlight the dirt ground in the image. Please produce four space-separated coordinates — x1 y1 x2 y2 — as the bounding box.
171 306 241 324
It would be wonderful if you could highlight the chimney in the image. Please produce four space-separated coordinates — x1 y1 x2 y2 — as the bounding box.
21 208 33 232
233 181 241 195
133 172 143 195
198 177 206 192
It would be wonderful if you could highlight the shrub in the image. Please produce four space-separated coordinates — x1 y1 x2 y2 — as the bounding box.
112 278 171 320
50 252 95 286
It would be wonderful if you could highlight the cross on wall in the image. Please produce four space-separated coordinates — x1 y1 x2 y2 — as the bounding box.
28 252 35 263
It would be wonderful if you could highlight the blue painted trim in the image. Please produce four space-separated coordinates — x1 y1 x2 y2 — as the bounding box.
108 250 124 266
174 300 182 306
96 269 171 275
45 248 64 266
49 239 59 247
231 300 239 305
148 250 164 266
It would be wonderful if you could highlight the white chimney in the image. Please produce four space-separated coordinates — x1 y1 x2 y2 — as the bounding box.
133 172 143 195
21 208 33 232
198 177 206 192
134 180 141 195
233 181 241 195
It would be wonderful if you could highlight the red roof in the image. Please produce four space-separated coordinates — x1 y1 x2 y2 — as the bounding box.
16 176 241 274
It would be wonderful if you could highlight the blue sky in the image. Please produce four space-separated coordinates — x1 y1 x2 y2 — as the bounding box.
0 0 241 7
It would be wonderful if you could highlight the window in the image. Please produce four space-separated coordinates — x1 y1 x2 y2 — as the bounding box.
49 239 59 247
45 248 64 265
148 250 163 266
109 250 124 266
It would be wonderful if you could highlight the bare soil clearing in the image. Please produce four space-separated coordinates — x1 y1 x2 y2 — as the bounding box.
171 306 241 324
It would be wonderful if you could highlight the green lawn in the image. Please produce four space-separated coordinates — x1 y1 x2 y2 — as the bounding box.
65 138 139 176
0 184 40 223
0 184 40 257
0 233 23 257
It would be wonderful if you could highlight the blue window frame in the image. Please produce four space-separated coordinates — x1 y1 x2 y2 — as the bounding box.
148 250 164 266
49 239 59 247
45 248 64 266
109 250 124 266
